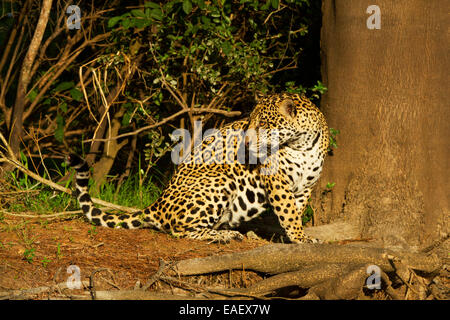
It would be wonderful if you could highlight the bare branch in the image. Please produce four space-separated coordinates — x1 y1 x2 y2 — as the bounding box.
84 108 241 143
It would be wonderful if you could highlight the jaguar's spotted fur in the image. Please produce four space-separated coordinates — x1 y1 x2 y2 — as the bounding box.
67 93 329 243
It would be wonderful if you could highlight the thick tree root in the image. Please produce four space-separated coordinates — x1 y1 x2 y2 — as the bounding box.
173 243 441 276
163 243 443 300
2 243 443 300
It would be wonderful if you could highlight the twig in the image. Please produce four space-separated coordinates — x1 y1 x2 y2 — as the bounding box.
0 209 81 219
159 275 268 300
83 108 241 143
263 4 286 24
141 258 170 291
89 268 110 300
421 234 450 253
388 256 418 295
0 189 40 195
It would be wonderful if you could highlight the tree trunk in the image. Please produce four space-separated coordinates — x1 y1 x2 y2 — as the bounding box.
316 0 449 248
10 0 53 156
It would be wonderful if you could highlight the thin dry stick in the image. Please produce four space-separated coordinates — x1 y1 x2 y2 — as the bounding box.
25 128 52 181
141 259 170 291
0 207 121 220
0 209 81 219
89 268 110 300
84 108 241 143
79 62 99 124
159 275 268 300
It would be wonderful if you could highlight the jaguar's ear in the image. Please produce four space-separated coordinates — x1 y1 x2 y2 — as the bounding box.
279 99 297 119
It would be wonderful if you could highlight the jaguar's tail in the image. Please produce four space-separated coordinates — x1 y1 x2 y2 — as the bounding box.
66 154 162 230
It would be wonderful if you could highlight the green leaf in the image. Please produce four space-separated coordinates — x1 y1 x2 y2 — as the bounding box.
260 0 271 10
20 151 27 163
330 128 340 136
53 81 74 92
59 102 67 113
201 16 210 26
108 16 122 28
326 182 336 189
122 111 132 126
131 9 146 18
144 1 160 9
134 18 148 29
182 0 192 14
197 0 206 10
150 8 163 20
70 88 83 101
271 0 279 9
27 89 38 102
221 41 232 55
302 204 314 225
55 115 65 142
121 18 132 29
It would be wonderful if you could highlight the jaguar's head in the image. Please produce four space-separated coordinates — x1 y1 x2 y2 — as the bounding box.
245 93 324 156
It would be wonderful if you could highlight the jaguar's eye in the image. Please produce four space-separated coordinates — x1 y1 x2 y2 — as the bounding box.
259 121 266 127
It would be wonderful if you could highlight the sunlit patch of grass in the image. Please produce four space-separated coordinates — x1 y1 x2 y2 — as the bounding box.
96 174 161 209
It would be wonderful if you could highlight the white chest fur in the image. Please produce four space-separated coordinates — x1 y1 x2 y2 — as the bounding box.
281 144 324 194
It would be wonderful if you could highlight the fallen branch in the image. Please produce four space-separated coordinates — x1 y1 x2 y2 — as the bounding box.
0 281 89 300
0 207 134 220
0 209 81 219
79 290 207 300
158 275 267 300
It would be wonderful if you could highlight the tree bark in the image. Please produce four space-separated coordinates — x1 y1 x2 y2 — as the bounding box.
317 0 449 248
10 0 53 156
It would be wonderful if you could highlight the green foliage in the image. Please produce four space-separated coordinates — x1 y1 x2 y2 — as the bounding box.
286 80 327 101
96 173 161 209
56 243 62 259
70 88 83 102
23 248 36 264
100 0 324 172
8 189 73 214
326 182 336 189
107 0 319 110
41 257 51 268
54 114 65 142
9 152 33 190
7 155 73 214
88 225 98 236
302 203 314 225
329 127 340 150
53 81 75 92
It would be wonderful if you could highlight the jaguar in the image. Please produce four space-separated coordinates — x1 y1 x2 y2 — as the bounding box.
67 92 329 243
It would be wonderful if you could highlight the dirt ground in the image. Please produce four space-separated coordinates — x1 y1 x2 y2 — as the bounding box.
1 212 448 300
0 214 268 299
